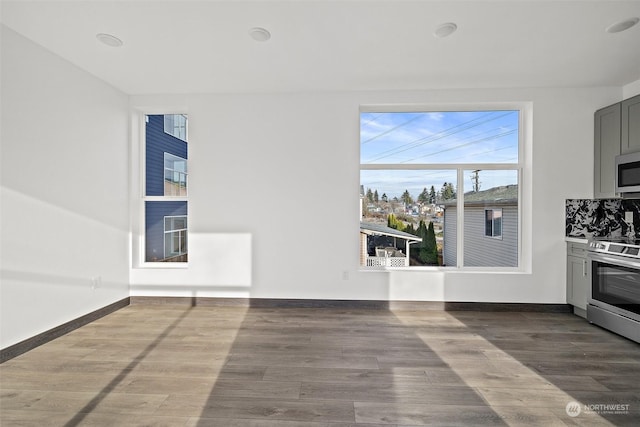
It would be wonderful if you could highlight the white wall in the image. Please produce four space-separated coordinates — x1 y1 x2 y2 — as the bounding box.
0 26 130 349
130 86 621 303
623 78 640 98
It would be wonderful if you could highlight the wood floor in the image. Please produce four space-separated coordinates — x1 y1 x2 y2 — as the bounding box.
1 303 640 426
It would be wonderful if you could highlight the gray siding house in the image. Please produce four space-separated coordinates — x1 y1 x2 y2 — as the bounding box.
443 185 518 267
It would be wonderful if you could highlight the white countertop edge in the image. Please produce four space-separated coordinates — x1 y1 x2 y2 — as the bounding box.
565 236 589 244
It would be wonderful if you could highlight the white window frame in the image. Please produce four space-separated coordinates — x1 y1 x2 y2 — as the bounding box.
132 111 189 269
359 103 530 272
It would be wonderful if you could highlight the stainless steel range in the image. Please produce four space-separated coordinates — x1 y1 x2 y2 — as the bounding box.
587 238 640 343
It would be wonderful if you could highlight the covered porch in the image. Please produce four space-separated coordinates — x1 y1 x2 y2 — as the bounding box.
360 222 423 267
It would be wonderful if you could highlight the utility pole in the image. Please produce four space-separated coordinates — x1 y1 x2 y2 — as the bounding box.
471 170 481 192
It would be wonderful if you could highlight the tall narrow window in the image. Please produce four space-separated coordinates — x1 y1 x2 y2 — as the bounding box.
360 108 521 268
145 114 188 262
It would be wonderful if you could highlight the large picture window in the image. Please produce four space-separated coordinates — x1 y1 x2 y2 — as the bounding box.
360 108 521 268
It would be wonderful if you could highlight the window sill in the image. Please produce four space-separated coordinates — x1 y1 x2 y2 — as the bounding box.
359 266 527 274
135 262 189 269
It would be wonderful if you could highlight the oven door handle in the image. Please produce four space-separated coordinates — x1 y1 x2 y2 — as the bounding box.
587 252 640 269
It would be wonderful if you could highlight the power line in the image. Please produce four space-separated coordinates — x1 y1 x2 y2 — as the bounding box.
360 113 423 145
363 111 516 163
400 129 517 163
360 113 382 128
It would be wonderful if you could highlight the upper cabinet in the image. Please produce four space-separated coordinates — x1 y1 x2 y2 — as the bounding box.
621 95 640 154
594 103 621 199
594 94 640 199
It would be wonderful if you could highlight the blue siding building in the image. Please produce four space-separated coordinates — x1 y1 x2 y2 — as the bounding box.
146 115 188 196
145 114 188 262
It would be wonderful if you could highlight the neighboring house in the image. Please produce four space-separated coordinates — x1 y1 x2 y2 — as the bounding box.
442 185 518 267
360 222 422 267
145 114 188 262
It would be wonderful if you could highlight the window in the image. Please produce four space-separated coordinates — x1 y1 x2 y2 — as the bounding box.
144 114 188 263
164 114 187 142
485 208 503 238
164 216 188 259
164 153 187 196
360 108 521 268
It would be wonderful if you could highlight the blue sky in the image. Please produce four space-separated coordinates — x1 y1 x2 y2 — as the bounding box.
360 110 519 200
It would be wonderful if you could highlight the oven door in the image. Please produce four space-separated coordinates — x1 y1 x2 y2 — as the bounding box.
587 252 640 322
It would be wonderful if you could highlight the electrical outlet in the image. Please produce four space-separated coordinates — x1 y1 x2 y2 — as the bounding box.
342 270 349 280
91 276 102 290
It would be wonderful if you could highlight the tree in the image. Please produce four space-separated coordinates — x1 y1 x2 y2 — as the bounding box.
373 190 379 203
440 182 456 200
381 193 388 202
418 187 429 204
416 220 438 265
404 223 416 235
429 186 436 204
425 222 438 264
387 213 405 231
401 190 413 205
366 188 374 203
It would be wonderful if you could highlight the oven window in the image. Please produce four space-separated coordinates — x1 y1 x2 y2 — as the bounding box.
592 261 640 315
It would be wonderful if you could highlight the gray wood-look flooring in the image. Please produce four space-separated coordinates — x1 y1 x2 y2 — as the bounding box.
1 303 639 426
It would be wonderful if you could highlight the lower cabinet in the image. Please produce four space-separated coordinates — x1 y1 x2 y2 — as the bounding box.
567 241 589 318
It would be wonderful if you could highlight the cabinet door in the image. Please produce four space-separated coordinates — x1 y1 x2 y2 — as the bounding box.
621 94 640 154
594 103 621 199
567 255 588 311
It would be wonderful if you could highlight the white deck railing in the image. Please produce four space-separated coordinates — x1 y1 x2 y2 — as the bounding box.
365 256 409 267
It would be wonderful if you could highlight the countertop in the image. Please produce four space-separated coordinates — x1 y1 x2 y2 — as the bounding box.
565 236 588 244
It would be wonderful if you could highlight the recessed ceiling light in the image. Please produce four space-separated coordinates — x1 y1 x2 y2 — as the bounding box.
434 22 457 38
249 27 271 42
96 33 123 47
606 17 639 34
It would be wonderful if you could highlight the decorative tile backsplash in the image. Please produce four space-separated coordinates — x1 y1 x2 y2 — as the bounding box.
566 199 640 238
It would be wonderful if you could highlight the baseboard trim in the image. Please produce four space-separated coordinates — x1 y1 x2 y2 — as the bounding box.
130 296 571 313
0 297 130 364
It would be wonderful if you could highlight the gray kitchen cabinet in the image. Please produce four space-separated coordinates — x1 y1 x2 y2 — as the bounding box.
594 103 621 199
621 94 640 154
566 241 588 318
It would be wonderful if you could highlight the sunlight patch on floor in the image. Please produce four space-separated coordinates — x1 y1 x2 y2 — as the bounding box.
392 310 614 426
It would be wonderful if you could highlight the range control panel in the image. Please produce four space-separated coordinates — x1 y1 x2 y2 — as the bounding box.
589 240 640 259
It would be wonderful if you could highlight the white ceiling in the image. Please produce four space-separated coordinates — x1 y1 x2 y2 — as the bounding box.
2 0 640 95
